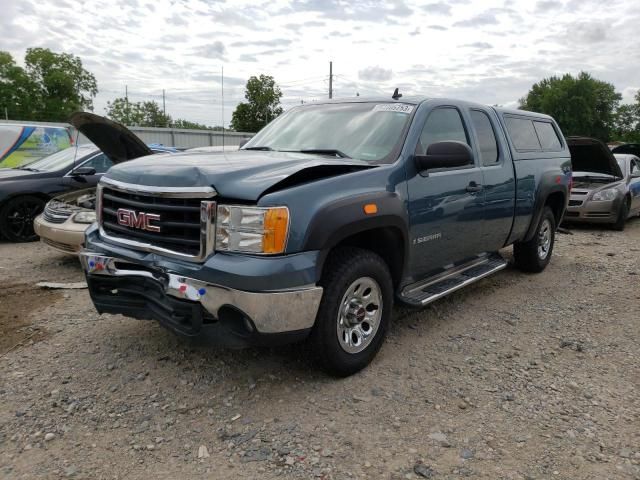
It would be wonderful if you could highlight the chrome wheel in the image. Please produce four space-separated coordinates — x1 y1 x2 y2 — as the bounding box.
336 276 383 354
537 218 552 260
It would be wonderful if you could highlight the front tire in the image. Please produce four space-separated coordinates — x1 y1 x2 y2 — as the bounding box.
611 199 629 231
0 195 45 242
310 247 393 377
513 206 556 273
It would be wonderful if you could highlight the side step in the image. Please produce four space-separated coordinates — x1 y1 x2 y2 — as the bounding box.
399 253 508 307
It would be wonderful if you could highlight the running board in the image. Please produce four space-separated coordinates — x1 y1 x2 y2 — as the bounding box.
399 254 508 306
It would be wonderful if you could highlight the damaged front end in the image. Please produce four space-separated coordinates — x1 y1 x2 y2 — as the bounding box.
34 188 97 254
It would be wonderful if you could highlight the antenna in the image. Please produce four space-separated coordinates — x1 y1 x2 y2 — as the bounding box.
392 88 402 100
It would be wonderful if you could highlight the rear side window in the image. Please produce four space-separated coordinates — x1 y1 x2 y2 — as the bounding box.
533 121 562 151
417 107 469 154
504 116 541 151
470 110 499 166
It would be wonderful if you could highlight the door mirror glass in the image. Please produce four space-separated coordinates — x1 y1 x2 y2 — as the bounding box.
70 166 96 176
415 141 474 172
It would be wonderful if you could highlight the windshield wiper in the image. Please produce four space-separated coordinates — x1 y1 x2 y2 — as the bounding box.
244 146 273 151
298 149 351 159
16 166 40 172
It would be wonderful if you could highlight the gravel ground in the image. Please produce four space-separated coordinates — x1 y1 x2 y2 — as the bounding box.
1 219 639 480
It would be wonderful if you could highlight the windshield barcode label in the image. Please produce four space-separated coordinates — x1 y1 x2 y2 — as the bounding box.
373 104 414 114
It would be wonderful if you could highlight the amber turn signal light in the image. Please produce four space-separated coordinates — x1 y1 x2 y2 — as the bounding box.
263 207 290 254
364 203 378 215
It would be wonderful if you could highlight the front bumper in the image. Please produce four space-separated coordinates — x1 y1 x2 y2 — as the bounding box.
564 198 617 223
79 252 323 346
34 214 88 254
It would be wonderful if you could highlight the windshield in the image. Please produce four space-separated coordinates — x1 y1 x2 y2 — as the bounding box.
615 156 627 173
243 102 414 163
17 145 97 172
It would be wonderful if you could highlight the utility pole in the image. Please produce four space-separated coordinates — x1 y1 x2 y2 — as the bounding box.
221 66 225 150
4 107 7 120
329 61 333 99
162 89 166 116
125 85 129 125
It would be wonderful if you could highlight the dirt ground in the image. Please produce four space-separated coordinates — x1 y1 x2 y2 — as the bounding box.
0 220 639 480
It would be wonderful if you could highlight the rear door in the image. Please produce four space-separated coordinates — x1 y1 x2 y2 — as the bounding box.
468 108 516 253
406 105 485 276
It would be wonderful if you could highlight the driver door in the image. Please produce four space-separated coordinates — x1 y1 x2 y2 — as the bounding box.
406 106 485 278
65 152 113 188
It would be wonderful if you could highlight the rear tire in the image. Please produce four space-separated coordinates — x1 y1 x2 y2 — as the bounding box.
514 206 556 273
0 195 45 242
611 200 629 231
310 247 393 377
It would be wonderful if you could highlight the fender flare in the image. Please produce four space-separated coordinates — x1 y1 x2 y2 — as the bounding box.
301 191 410 279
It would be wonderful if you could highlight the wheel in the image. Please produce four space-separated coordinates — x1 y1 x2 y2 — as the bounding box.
0 195 46 242
513 206 556 273
611 199 629 231
310 247 393 377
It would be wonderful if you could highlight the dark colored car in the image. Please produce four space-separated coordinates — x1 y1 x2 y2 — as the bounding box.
0 119 177 242
74 100 570 376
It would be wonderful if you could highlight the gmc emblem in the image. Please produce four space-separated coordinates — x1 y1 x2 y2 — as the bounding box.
116 208 161 232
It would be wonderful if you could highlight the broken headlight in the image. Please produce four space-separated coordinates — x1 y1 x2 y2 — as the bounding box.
73 211 97 224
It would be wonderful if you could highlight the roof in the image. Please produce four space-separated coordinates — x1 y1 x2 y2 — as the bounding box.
300 97 554 120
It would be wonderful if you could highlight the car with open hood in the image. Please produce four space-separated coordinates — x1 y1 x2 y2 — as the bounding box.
73 98 571 376
564 137 640 230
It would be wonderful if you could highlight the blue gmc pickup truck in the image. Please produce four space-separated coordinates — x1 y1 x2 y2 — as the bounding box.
72 96 571 376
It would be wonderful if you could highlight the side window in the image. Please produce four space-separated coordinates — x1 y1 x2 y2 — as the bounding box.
533 121 562 151
470 110 499 166
504 116 541 151
632 159 640 176
417 107 469 156
81 153 113 174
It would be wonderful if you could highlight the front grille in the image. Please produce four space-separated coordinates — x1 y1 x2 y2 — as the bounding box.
43 204 72 224
585 212 611 218
564 211 579 217
568 199 583 207
99 182 215 260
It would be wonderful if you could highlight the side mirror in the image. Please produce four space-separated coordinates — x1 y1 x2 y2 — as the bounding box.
415 141 473 172
71 166 96 176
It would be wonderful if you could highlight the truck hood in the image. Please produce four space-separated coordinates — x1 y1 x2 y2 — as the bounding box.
68 111 152 163
103 150 375 201
567 136 623 178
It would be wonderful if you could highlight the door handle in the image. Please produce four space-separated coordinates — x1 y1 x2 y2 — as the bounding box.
466 182 483 193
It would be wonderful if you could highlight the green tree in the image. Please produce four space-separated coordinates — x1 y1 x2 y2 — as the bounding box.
0 48 97 121
105 98 172 127
230 74 283 132
612 91 640 142
0 52 38 119
519 72 621 141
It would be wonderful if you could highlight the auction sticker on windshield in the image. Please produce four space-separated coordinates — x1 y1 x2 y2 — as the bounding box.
372 104 414 114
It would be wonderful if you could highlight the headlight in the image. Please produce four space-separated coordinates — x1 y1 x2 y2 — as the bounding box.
215 205 289 254
73 211 97 224
591 188 618 201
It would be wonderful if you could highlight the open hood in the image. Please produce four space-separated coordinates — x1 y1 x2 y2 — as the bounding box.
566 136 623 178
611 143 640 157
68 112 153 163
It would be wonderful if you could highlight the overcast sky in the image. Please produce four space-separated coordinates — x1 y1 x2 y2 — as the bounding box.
2 0 639 126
